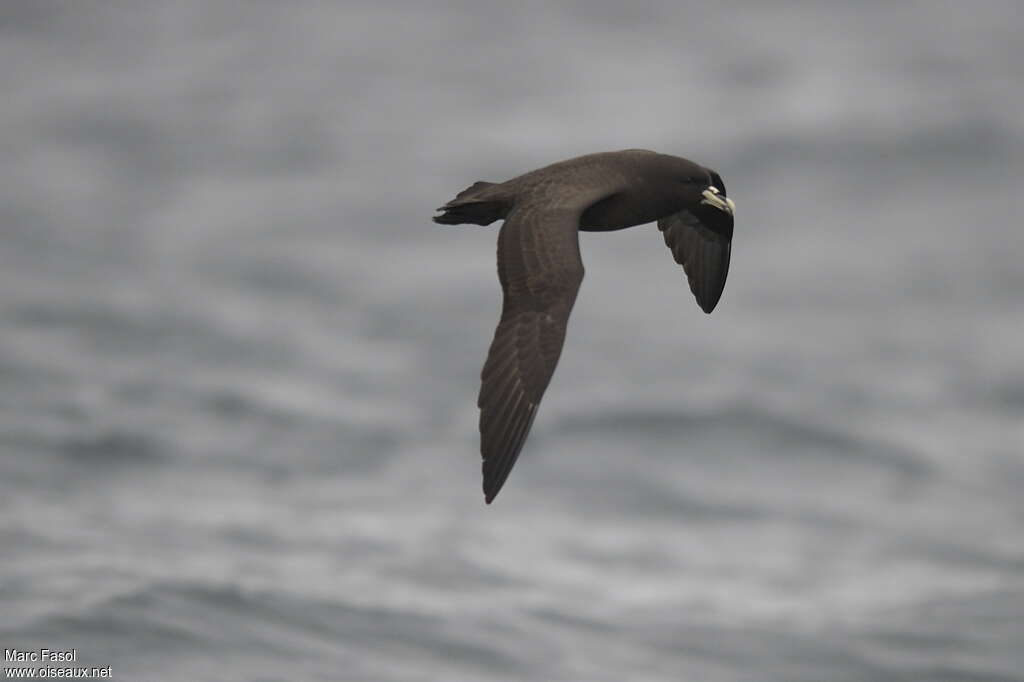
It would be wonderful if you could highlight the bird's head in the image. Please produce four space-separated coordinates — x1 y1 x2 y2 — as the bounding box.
668 164 735 240
666 157 735 217
699 170 735 217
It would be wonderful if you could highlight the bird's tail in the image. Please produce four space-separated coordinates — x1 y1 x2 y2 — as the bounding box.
433 181 510 225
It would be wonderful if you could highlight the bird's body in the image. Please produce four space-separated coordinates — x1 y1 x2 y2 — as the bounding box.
434 149 736 503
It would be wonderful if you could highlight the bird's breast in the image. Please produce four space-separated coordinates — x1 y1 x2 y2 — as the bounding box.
579 182 680 231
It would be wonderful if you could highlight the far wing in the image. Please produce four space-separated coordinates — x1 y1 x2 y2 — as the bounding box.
658 203 733 313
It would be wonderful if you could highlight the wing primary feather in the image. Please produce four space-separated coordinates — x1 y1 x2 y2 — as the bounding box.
657 209 732 314
483 404 537 503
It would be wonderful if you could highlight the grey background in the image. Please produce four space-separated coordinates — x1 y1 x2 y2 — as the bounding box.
2 2 1022 681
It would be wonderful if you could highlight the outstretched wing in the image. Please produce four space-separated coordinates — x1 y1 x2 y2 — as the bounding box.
658 202 733 313
477 202 587 503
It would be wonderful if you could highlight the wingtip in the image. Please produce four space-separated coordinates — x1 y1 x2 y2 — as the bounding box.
697 290 723 314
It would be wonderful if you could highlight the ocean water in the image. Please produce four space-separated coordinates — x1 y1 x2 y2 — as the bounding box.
2 2 1023 681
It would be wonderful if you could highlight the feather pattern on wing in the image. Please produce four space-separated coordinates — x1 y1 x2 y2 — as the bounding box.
477 200 592 503
658 204 733 313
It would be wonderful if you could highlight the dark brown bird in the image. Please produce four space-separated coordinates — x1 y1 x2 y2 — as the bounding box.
433 149 736 503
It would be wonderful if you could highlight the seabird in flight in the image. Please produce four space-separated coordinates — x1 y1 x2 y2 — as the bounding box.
434 149 736 503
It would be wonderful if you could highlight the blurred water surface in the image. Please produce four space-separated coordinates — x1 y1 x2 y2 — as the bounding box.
1 2 1023 681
